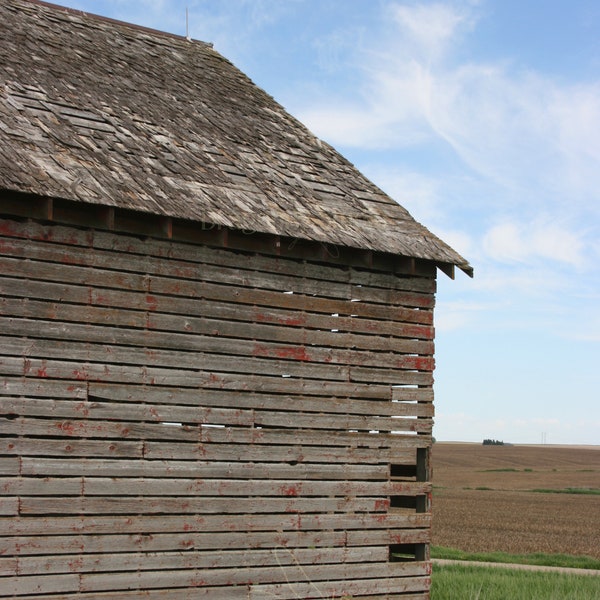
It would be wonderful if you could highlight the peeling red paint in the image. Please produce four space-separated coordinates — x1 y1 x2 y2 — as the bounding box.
68 557 83 572
280 485 300 497
93 292 110 305
252 343 268 357
374 499 389 511
36 366 48 378
72 369 87 381
255 312 306 327
57 421 76 436
0 240 13 254
173 266 195 278
253 343 311 361
403 324 433 339
58 253 80 266
145 294 158 311
0 221 19 236
74 402 89 417
412 357 434 371
275 346 310 361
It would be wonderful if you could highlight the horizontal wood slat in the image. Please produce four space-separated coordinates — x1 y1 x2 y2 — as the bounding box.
0 546 387 575
3 568 431 599
0 527 430 555
15 495 387 516
0 277 434 350
0 397 431 433
0 479 431 500
0 418 431 448
1 329 433 375
0 217 436 598
0 437 418 464
0 219 437 295
1 512 431 537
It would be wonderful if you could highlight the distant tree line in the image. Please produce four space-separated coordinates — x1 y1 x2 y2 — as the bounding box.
482 439 505 446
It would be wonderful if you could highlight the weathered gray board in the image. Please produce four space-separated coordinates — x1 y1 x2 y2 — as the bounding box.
0 215 434 598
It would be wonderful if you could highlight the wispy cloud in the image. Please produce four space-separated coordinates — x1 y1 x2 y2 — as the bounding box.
482 218 586 268
294 1 599 341
427 67 600 213
299 2 600 212
387 1 477 63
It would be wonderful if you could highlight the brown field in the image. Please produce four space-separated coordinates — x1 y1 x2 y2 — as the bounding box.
431 443 600 558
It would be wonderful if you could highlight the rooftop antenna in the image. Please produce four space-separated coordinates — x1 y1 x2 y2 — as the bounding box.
185 7 191 41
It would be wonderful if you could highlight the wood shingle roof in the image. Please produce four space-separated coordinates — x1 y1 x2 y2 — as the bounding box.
0 0 472 275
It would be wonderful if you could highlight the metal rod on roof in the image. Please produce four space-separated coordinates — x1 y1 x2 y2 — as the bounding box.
186 7 190 41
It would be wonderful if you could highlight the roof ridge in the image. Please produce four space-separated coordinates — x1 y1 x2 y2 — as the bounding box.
20 0 213 47
1 0 472 276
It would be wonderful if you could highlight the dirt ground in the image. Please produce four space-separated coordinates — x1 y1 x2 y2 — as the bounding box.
431 443 600 558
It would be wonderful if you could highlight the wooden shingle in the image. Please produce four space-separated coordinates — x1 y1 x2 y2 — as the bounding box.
0 0 471 276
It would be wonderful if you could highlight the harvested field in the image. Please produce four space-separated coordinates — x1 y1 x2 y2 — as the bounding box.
431 443 600 558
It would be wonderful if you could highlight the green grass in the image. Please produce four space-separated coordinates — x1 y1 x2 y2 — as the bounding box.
454 486 599 495
480 468 520 472
431 563 600 599
431 547 600 570
530 487 600 495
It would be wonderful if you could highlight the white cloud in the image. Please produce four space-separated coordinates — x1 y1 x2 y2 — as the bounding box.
388 2 476 63
296 106 422 149
435 299 489 332
297 2 477 148
297 2 600 220
482 219 586 268
433 227 474 262
427 67 600 213
297 2 600 339
360 167 442 223
298 2 472 146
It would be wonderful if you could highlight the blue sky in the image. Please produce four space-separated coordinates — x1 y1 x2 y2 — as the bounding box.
56 0 598 445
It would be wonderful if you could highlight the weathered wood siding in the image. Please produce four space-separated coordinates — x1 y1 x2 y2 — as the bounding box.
0 215 435 598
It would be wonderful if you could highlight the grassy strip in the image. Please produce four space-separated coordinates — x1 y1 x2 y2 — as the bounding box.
531 487 600 495
432 563 600 600
455 486 599 495
431 546 600 570
480 468 520 472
